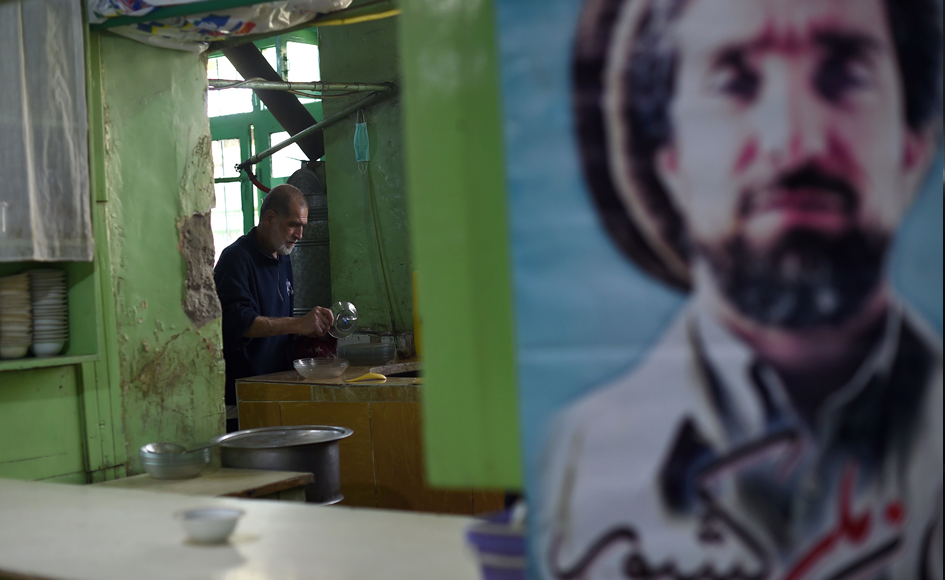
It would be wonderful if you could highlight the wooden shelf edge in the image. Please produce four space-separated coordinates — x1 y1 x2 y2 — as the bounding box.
0 354 100 373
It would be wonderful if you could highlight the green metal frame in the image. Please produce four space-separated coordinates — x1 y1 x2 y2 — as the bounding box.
82 31 128 482
400 0 522 488
208 122 255 233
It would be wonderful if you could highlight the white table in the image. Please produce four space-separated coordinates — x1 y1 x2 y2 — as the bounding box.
0 478 482 580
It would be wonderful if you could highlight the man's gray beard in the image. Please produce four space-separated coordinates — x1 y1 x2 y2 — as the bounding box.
698 228 889 330
277 244 294 256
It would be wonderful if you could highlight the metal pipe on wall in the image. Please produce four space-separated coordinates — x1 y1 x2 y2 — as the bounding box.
221 43 325 162
238 89 393 170
209 79 393 93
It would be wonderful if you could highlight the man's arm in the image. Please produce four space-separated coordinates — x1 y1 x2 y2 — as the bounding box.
244 306 333 338
244 316 303 338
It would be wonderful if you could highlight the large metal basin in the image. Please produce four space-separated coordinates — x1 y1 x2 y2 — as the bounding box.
212 425 353 504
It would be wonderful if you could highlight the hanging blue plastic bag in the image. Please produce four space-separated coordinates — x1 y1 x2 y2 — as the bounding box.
353 110 370 171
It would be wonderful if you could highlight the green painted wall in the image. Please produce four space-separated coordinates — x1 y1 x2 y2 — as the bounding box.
99 35 225 470
0 34 224 484
320 15 414 338
0 367 87 482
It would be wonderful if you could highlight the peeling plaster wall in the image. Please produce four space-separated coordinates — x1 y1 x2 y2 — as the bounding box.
99 36 224 468
320 15 414 338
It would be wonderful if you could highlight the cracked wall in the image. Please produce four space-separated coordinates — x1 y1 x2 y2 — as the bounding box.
100 36 224 469
179 211 222 328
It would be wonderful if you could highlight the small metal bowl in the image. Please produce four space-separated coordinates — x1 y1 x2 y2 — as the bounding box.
139 443 210 480
293 357 349 380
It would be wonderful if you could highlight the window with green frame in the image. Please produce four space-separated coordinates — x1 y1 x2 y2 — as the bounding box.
207 30 324 263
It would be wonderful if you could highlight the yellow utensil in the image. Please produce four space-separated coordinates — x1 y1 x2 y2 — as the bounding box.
347 373 387 383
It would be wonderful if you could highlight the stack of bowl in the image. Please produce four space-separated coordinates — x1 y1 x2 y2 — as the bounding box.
0 274 32 360
338 342 396 366
30 270 68 357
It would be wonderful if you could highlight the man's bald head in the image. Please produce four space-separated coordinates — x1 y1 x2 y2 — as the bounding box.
259 184 306 222
256 184 308 256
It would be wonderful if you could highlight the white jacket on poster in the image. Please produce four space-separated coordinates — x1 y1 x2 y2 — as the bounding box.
538 303 944 580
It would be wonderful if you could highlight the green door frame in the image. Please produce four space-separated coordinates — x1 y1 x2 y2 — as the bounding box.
83 31 127 483
208 123 255 232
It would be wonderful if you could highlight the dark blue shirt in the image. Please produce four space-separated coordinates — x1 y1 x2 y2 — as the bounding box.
214 228 294 405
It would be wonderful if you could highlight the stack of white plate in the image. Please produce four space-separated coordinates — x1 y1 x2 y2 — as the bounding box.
30 270 68 358
0 273 32 360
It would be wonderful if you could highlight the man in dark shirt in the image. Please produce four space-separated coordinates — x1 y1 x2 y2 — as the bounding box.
214 184 333 432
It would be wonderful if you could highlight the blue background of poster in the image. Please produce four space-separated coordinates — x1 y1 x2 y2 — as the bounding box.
493 0 943 574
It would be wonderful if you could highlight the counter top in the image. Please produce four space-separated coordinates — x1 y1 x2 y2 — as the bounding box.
238 358 421 387
0 478 481 580
91 468 313 499
236 358 422 405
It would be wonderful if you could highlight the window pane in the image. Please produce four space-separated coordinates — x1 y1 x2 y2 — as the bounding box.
206 56 219 79
269 131 306 178
224 182 242 210
208 55 243 81
211 139 241 179
210 182 247 264
208 89 254 117
287 42 319 104
213 182 227 215
286 42 319 82
207 56 253 117
226 210 243 232
210 206 227 233
262 47 278 74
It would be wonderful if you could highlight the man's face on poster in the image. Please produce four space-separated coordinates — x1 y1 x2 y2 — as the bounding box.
654 0 933 328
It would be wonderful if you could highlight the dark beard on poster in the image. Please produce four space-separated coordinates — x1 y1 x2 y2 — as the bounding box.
699 228 890 330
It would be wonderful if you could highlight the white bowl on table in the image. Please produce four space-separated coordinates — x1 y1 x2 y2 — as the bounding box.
175 508 244 544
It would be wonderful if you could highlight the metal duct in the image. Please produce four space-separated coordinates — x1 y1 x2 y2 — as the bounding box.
287 166 332 317
220 43 325 162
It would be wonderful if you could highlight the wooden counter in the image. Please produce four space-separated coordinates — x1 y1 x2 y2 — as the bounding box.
0 478 480 580
236 361 505 516
92 468 313 502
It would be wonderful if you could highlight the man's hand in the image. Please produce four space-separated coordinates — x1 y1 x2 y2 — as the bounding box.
298 306 335 337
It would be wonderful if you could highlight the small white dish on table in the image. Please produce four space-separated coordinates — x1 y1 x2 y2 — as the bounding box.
176 507 244 544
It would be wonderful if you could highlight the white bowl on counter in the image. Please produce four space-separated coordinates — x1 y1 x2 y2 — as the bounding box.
176 508 244 544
